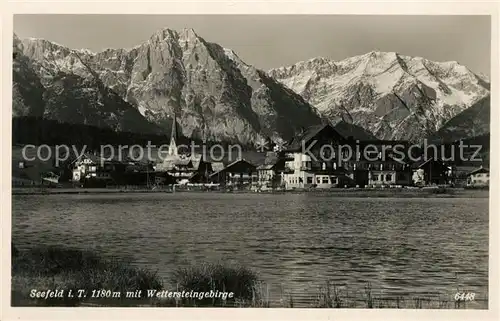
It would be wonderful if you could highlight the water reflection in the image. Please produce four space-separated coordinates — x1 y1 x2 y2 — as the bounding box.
12 193 489 307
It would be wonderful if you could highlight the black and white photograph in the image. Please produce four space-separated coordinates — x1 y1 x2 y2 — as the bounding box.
3 5 498 319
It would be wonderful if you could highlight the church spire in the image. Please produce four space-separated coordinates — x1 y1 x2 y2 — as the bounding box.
167 114 178 157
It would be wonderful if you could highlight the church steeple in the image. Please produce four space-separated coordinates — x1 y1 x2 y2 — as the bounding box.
167 114 178 157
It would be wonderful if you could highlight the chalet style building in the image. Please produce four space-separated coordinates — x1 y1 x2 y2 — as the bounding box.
256 152 283 190
279 124 353 189
209 158 257 187
270 123 444 189
411 158 450 186
342 140 412 187
71 153 125 184
466 166 489 187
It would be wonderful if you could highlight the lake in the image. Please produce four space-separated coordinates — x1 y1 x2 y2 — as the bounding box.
12 192 489 308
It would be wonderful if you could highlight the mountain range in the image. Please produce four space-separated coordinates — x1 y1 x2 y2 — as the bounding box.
12 28 490 145
269 53 490 142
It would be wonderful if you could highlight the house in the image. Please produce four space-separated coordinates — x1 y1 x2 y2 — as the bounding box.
156 154 215 183
256 152 284 189
466 166 489 187
279 124 352 189
449 165 480 187
411 158 449 186
114 161 156 186
350 151 411 187
188 155 214 183
209 158 257 188
341 138 414 187
71 153 125 185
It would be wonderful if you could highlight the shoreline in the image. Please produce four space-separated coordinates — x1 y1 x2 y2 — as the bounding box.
11 245 487 308
12 186 489 198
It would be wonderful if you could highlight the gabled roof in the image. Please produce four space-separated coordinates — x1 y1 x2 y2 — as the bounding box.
358 151 407 165
257 164 275 170
209 158 256 177
286 124 345 152
467 166 489 176
410 157 446 169
333 120 378 141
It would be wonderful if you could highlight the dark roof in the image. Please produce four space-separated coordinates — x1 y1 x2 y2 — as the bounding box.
467 166 489 176
255 152 279 168
209 158 256 177
257 164 275 170
410 157 447 169
333 120 377 141
454 165 482 173
286 124 345 152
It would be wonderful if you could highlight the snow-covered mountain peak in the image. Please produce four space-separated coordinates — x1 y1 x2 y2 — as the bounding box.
269 51 490 141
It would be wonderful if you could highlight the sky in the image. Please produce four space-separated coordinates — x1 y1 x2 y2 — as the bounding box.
14 15 491 76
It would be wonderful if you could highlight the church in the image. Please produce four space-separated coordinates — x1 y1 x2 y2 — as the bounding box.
155 115 213 184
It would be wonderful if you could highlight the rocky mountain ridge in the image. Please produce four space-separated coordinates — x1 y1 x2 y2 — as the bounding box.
13 29 490 145
268 52 490 141
15 29 321 144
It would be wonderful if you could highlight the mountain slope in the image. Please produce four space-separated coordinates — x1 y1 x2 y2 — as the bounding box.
268 52 490 141
14 35 161 134
12 34 45 117
17 29 321 144
429 96 490 143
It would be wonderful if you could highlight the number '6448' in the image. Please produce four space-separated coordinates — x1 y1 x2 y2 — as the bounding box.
454 292 475 301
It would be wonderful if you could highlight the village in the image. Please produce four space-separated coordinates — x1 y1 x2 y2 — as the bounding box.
12 117 490 192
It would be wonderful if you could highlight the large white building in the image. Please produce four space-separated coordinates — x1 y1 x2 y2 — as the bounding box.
279 124 351 189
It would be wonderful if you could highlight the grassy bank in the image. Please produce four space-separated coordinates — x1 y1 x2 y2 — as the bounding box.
11 245 486 308
11 245 163 306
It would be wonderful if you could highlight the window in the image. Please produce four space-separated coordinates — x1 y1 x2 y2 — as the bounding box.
386 174 392 182
307 177 313 184
379 174 383 181
330 176 338 184
316 177 321 184
322 162 326 170
322 177 329 184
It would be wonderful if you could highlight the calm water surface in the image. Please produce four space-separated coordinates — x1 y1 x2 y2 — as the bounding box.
12 193 489 307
